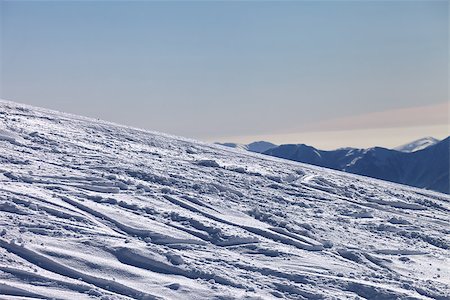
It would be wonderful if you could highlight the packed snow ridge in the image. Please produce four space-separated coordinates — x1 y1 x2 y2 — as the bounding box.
0 99 449 300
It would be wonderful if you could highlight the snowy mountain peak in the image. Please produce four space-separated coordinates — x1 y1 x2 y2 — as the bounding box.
216 140 277 153
246 141 277 153
394 136 440 152
0 100 449 299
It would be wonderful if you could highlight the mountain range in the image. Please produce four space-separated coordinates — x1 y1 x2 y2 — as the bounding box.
220 137 449 194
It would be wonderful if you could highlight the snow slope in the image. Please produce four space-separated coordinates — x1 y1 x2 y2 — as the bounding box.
0 99 449 299
395 137 440 153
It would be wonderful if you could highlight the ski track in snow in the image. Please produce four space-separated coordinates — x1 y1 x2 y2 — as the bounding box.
0 100 449 299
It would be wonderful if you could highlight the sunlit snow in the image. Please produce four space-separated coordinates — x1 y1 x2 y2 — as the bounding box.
0 100 448 299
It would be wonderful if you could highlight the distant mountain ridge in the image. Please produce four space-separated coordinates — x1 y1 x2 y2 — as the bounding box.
263 137 449 194
216 141 277 153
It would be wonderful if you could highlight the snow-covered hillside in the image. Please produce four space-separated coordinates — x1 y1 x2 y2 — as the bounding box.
0 100 449 299
395 137 439 153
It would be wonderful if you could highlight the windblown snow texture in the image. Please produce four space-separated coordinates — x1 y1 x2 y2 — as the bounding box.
0 100 449 299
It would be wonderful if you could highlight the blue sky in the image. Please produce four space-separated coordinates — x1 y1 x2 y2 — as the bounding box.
1 0 448 149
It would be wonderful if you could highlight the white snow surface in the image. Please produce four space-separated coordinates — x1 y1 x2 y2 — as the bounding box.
394 137 440 153
0 100 449 300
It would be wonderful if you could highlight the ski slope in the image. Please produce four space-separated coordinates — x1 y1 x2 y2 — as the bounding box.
0 100 449 299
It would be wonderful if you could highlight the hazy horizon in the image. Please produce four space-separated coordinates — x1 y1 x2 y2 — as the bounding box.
1 1 448 148
1 96 447 151
213 101 449 149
